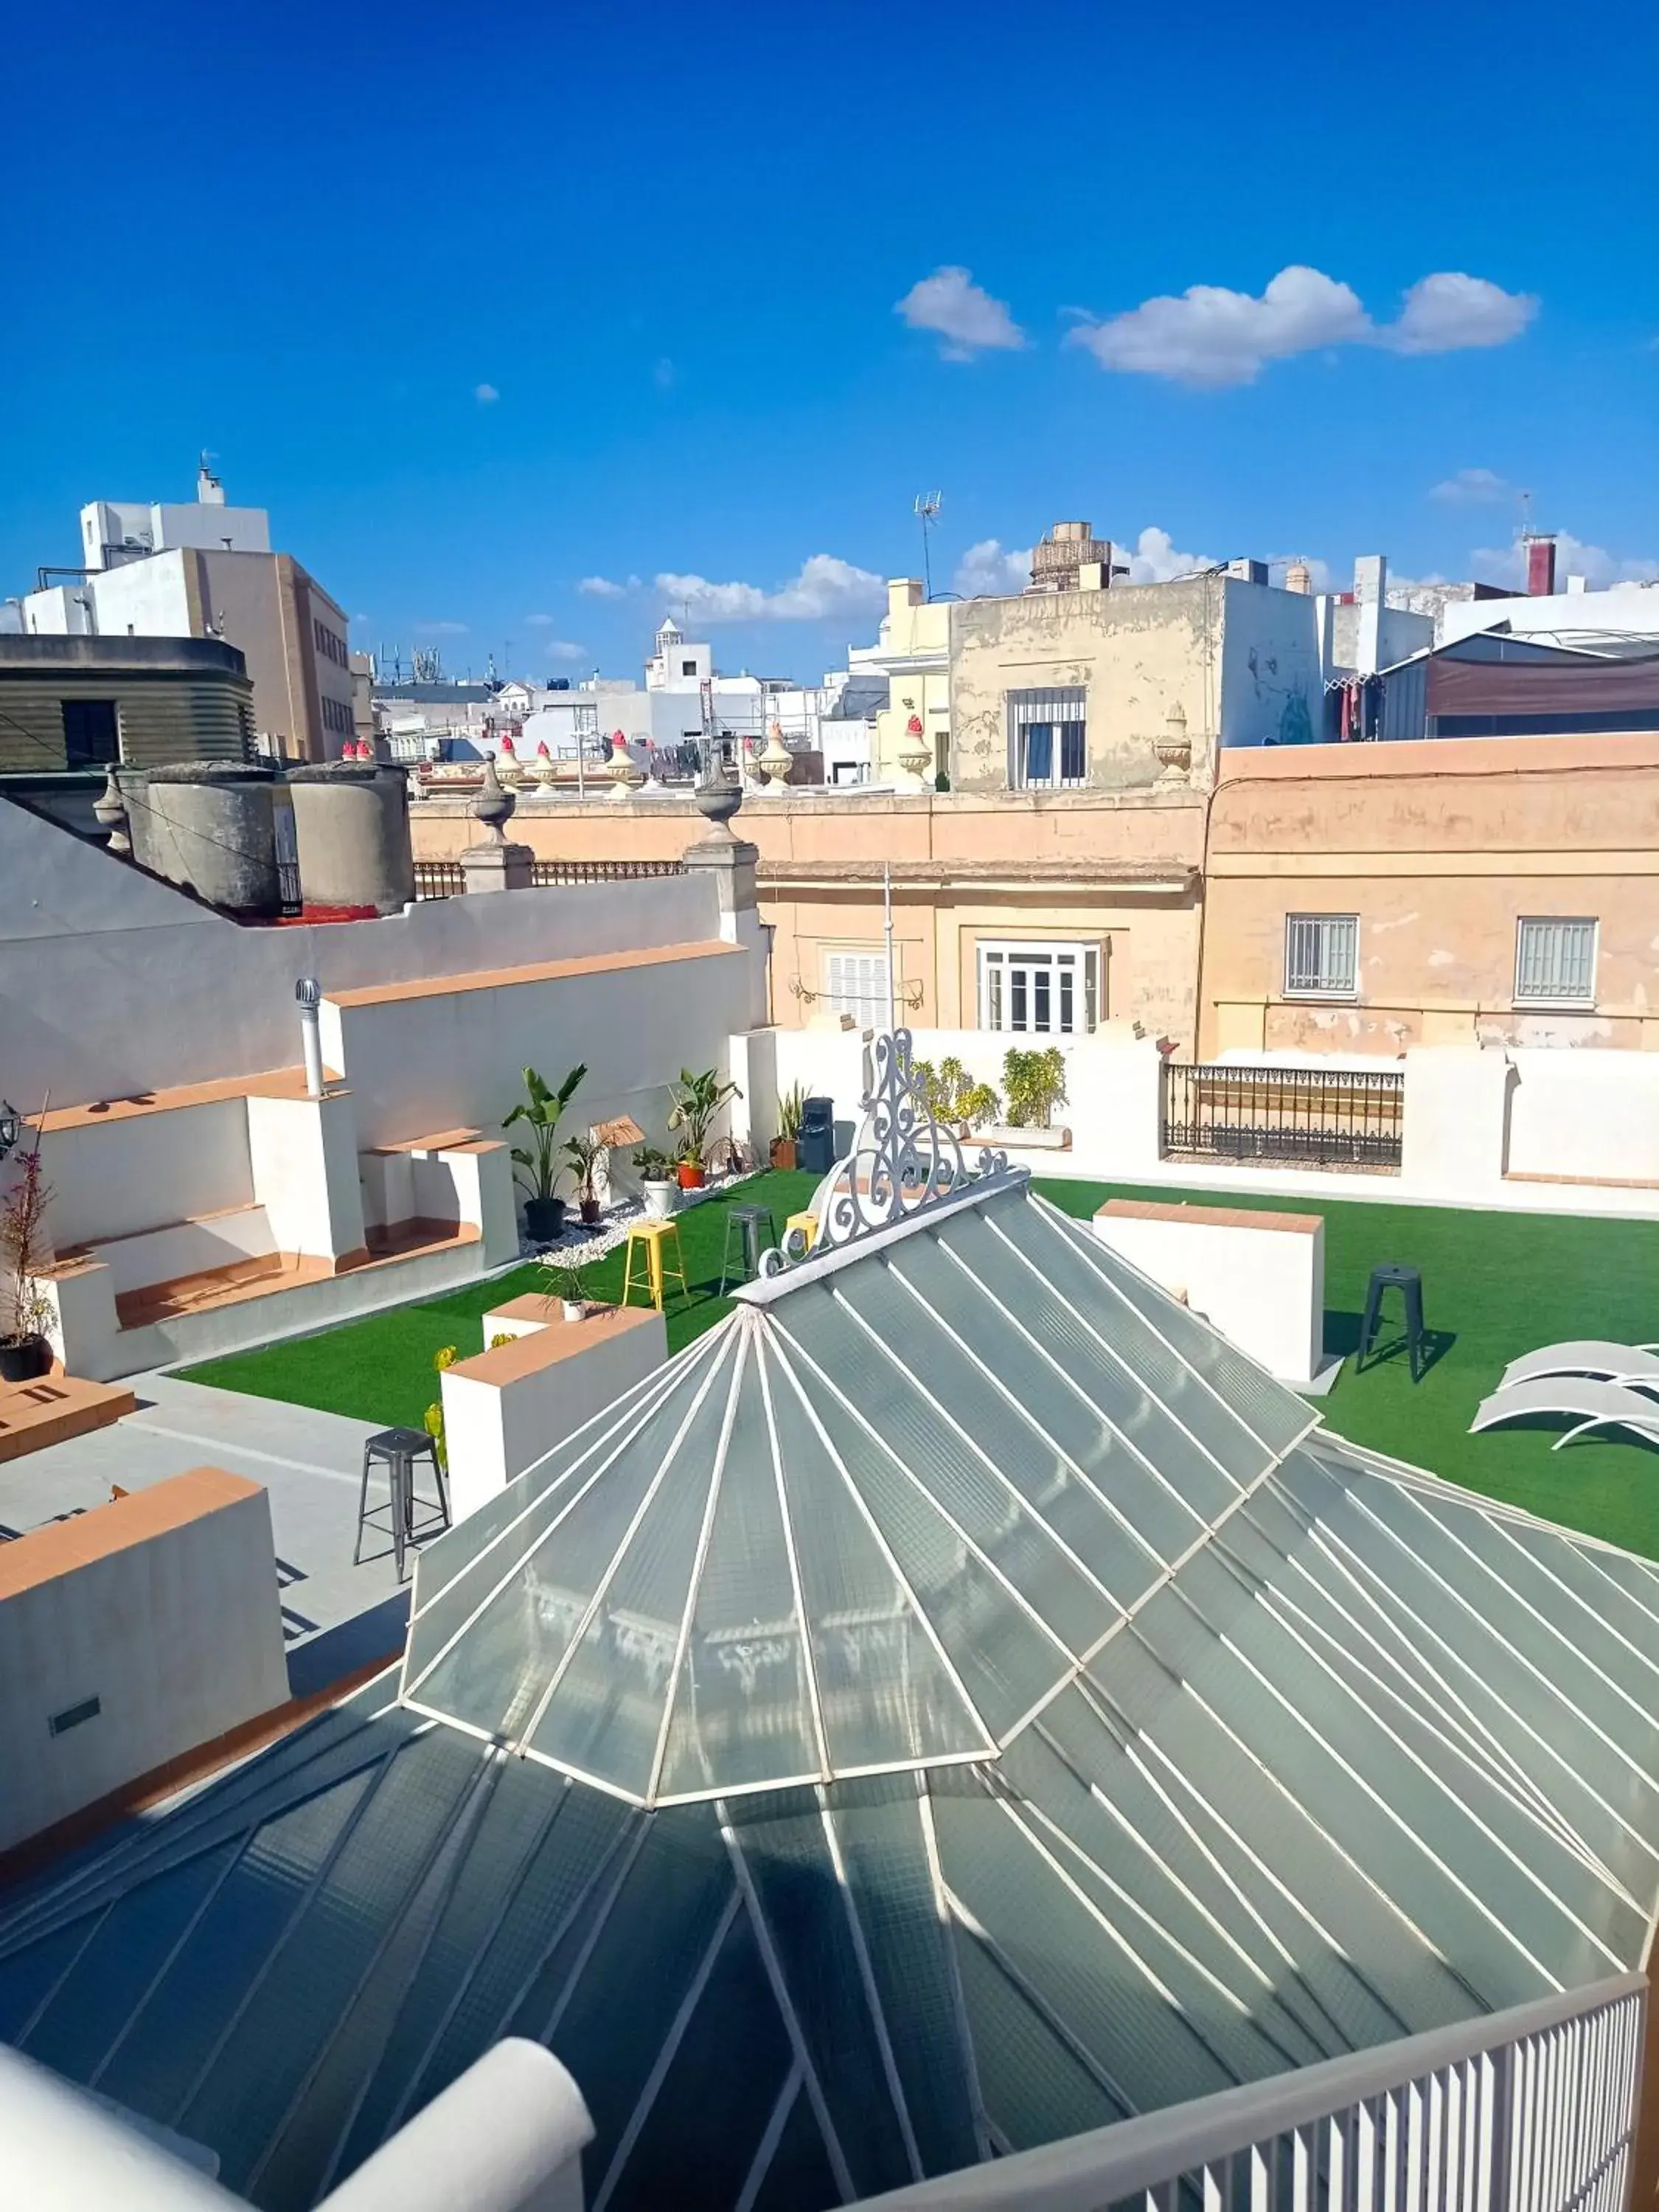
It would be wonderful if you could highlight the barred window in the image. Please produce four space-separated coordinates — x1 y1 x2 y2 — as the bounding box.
1514 917 1597 1004
822 947 890 1028
1007 689 1086 790
1284 914 1358 998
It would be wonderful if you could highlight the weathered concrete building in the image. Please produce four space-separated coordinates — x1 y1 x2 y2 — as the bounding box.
0 634 254 776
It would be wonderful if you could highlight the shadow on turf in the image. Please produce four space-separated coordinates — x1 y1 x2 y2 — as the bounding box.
1325 1309 1456 1380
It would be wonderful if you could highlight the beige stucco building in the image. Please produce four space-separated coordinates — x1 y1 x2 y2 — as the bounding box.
1202 733 1659 1055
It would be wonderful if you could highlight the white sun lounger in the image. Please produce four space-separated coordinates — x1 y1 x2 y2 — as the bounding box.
1471 1375 1659 1451
1499 1340 1659 1393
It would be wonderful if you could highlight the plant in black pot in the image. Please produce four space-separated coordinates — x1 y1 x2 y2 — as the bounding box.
563 1130 605 1227
0 1127 55 1384
505 1062 587 1244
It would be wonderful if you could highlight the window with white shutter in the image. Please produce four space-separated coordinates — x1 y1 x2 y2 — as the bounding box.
822 948 891 1028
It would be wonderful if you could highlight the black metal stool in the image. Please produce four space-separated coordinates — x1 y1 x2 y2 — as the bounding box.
719 1203 777 1295
1357 1263 1427 1381
354 1425 451 1582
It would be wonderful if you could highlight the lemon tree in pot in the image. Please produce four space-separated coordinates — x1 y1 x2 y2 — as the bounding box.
0 1126 55 1384
667 1067 742 1191
505 1062 586 1243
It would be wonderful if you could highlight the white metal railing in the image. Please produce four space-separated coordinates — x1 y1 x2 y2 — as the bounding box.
850 1972 1646 2212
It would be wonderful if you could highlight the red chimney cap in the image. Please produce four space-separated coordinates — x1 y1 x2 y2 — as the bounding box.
906 713 924 735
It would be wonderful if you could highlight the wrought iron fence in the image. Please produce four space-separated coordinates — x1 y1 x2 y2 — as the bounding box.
528 858 685 886
412 858 465 899
1162 1061 1405 1170
850 1972 1644 2212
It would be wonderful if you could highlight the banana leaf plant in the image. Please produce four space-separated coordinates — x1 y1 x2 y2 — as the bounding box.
504 1063 587 1203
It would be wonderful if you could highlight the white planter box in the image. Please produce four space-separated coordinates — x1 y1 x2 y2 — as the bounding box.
981 1124 1071 1151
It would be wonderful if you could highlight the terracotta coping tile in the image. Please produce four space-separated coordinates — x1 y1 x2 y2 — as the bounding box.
327 938 740 1009
1096 1198 1322 1235
456 1301 661 1385
0 1467 262 1601
39 1066 343 1133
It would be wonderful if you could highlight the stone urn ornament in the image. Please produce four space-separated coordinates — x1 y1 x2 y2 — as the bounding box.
531 740 558 794
1154 703 1192 784
471 754 517 843
759 720 793 787
693 758 742 835
608 730 644 801
93 766 131 856
897 710 933 792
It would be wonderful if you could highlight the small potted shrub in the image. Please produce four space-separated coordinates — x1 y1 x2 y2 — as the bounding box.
771 1082 804 1172
667 1067 742 1191
0 1129 55 1384
1000 1047 1070 1147
505 1062 586 1242
563 1130 605 1228
913 1056 1000 1139
545 1259 589 1323
633 1143 678 1220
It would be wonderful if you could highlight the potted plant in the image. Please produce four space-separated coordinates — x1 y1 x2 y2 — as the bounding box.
667 1067 742 1190
913 1056 1000 1139
544 1259 589 1323
563 1130 605 1227
0 1125 55 1384
771 1082 804 1172
633 1143 678 1220
997 1046 1071 1147
504 1062 587 1242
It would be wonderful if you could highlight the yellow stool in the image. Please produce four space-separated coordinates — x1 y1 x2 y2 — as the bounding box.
785 1210 818 1254
622 1219 690 1312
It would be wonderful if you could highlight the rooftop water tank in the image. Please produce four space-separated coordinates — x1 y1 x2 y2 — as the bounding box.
286 762 415 917
125 761 281 917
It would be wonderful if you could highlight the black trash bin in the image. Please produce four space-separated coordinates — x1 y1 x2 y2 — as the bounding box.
798 1095 836 1175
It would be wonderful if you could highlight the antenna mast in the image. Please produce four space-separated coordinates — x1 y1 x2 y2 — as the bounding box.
914 491 942 600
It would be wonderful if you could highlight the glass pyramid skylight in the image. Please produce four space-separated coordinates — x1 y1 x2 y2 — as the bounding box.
401 1035 1318 1805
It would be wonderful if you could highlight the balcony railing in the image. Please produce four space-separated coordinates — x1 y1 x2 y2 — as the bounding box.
411 857 686 899
1162 1061 1405 1170
851 1971 1644 2212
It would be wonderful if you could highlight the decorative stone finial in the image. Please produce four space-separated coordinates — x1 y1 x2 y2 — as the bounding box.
472 754 517 844
759 720 793 786
693 759 742 835
608 730 644 801
1154 702 1192 784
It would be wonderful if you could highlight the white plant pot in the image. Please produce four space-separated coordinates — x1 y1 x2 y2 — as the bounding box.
561 1299 585 1324
981 1123 1072 1151
642 1180 678 1220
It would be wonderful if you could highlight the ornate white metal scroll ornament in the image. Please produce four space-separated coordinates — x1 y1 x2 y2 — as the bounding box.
759 1030 1015 1277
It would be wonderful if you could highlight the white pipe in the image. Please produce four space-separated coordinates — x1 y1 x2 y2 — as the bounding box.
296 976 324 1099
319 2038 594 2212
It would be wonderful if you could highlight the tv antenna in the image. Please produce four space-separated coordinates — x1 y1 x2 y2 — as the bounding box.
914 492 943 599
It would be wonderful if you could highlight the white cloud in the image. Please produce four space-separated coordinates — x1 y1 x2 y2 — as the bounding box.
524 613 557 627
895 266 1026 360
577 574 634 598
544 640 587 662
653 357 675 389
954 539 1031 595
1431 467 1513 506
350 611 372 625
1470 530 1659 591
1121 526 1216 582
1386 273 1537 356
1068 264 1537 386
415 619 468 636
474 382 499 403
653 554 888 624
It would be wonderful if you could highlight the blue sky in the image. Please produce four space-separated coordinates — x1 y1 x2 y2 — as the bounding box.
2 0 1655 683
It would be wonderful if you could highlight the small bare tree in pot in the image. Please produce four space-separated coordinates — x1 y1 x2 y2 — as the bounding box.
1 1128 55 1383
563 1130 605 1226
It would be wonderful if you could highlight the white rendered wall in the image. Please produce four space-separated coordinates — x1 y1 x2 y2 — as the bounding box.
1217 577 1323 750
1505 1048 1659 1185
1093 1203 1326 1383
443 1313 667 1522
0 1481 289 1854
83 550 196 639
43 1100 255 1250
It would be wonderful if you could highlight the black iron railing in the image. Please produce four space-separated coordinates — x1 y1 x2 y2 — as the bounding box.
412 858 465 898
529 858 685 886
1161 1061 1405 1170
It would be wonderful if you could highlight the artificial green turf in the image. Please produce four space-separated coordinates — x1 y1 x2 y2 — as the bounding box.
184 1164 1659 1562
180 1171 822 1438
1041 1178 1659 1560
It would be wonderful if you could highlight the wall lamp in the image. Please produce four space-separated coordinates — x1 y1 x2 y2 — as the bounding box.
0 1102 22 1164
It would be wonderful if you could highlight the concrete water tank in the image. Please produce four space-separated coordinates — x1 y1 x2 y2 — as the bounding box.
125 762 282 917
286 762 415 916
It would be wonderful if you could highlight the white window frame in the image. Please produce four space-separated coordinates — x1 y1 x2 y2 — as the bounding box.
976 939 1099 1035
821 945 891 1029
1514 916 1598 1007
1006 688 1088 791
1284 913 1359 1000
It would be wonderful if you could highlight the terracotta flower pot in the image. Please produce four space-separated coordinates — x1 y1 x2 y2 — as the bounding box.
770 1138 798 1172
677 1161 706 1191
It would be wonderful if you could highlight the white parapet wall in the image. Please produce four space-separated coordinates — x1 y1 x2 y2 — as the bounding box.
0 1469 291 1855
1093 1198 1326 1385
442 1298 668 1523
